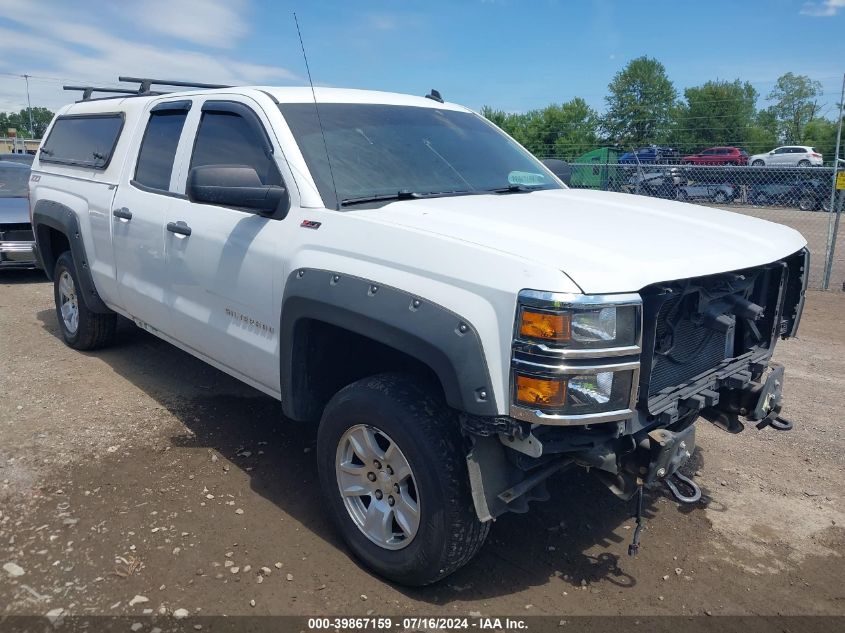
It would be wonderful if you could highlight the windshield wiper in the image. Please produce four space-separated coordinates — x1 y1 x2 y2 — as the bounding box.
340 190 478 207
340 191 423 207
487 184 542 194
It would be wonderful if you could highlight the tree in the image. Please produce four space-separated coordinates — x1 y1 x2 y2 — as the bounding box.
803 117 840 161
767 72 822 143
0 107 55 138
602 56 677 147
672 80 758 153
521 99 599 159
745 107 780 154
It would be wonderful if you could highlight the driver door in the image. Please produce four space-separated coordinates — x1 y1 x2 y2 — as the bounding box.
163 96 296 394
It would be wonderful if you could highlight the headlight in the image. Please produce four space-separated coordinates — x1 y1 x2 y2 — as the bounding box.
516 301 638 351
514 368 635 416
511 291 642 425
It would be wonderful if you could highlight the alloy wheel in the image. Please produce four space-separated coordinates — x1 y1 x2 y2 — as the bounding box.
58 271 79 334
335 424 421 550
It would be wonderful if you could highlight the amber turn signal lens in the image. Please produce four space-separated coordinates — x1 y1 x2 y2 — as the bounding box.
519 309 571 342
515 374 567 408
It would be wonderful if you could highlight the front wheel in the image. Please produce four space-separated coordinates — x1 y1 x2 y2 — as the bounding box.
752 159 765 166
317 373 489 585
798 194 816 211
53 251 116 350
713 190 728 203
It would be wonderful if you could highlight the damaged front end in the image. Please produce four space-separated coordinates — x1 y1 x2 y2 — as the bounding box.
462 248 808 548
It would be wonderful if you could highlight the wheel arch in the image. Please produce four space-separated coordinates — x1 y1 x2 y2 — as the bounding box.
280 269 498 422
31 199 110 313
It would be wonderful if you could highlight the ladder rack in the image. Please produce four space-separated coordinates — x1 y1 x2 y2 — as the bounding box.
64 77 233 101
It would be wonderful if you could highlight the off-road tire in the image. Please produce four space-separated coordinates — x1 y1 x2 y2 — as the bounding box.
317 373 489 585
53 251 116 350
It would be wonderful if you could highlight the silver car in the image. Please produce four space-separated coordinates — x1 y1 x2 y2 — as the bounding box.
0 161 38 269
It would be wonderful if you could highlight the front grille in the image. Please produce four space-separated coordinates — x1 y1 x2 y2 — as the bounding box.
1 229 34 242
649 296 728 395
0 223 32 233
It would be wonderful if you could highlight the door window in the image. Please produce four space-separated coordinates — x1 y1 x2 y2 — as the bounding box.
190 110 282 186
134 107 189 191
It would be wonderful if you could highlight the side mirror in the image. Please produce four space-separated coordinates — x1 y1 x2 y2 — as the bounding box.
541 159 571 186
187 165 287 216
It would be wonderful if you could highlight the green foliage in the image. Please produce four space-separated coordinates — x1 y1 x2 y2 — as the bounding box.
0 107 55 138
602 56 677 146
671 80 758 153
803 117 840 160
481 100 599 160
767 72 823 144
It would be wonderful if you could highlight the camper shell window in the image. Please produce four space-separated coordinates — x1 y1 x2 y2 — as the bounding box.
40 114 125 169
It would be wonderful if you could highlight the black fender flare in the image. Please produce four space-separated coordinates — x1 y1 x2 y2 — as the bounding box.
280 268 498 420
32 200 110 313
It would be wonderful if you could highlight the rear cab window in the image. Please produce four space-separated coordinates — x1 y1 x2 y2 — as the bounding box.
39 114 124 169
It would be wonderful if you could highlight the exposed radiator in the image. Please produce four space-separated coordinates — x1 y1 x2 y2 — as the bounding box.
648 296 729 396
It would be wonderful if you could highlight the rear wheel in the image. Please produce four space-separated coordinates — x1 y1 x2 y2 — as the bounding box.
798 159 810 167
753 192 770 205
53 251 116 350
676 189 689 202
317 373 489 585
713 190 728 204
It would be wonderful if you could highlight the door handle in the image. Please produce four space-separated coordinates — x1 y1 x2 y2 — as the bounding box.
113 207 132 220
166 221 192 237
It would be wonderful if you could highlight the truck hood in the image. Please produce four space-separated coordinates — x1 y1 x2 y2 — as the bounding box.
358 188 807 294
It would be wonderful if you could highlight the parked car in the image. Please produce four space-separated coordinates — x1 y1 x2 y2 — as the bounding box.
749 177 831 210
676 182 737 203
0 152 35 165
0 160 37 269
626 167 684 198
748 146 823 167
618 145 680 165
31 78 808 586
680 147 747 166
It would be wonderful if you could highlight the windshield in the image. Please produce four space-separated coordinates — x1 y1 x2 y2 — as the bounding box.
278 103 561 208
0 164 30 198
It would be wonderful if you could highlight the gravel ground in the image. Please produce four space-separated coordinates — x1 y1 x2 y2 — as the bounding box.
1 270 843 620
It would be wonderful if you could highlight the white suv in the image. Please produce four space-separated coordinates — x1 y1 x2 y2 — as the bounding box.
29 79 808 585
749 145 823 167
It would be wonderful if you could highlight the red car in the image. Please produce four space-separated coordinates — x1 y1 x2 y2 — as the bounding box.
681 146 748 166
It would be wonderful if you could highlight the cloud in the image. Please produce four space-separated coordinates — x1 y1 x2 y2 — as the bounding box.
124 0 250 49
800 0 845 16
0 0 299 113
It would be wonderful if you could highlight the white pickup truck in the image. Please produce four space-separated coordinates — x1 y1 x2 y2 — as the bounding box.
30 79 808 586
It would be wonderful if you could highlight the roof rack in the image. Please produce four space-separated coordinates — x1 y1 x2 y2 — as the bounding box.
63 85 156 101
64 77 234 101
118 76 232 93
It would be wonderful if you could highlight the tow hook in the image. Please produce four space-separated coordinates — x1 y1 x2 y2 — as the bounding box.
665 471 702 503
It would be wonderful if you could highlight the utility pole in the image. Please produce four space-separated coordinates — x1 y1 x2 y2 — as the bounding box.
21 74 35 140
822 72 845 290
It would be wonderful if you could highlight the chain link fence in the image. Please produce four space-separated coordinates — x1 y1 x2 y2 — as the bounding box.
563 162 844 289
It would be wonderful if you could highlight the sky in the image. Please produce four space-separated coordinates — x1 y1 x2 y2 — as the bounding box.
0 0 844 120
